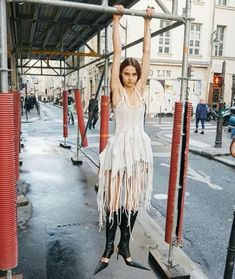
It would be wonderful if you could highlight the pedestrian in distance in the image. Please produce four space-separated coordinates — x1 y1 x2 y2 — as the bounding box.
88 94 99 129
194 98 208 135
24 95 31 112
232 98 235 106
94 5 154 276
68 89 75 125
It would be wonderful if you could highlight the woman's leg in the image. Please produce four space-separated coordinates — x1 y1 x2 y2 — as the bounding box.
117 209 149 270
118 210 138 259
94 211 118 275
102 211 118 260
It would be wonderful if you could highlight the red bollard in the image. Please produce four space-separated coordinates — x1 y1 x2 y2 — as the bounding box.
74 89 88 147
0 92 18 270
176 102 192 244
165 101 183 244
99 95 110 153
60 90 71 149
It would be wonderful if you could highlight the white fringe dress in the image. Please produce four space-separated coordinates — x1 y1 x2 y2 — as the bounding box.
97 89 153 228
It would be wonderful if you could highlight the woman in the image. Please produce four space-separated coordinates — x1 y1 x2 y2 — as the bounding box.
94 5 154 275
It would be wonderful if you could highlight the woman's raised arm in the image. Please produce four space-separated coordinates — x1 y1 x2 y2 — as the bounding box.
110 5 124 105
138 7 154 95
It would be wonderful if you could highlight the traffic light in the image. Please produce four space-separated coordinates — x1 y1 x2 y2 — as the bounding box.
213 73 224 87
187 64 194 78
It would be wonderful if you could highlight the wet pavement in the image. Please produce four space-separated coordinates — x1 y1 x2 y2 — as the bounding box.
14 135 161 279
1 106 212 279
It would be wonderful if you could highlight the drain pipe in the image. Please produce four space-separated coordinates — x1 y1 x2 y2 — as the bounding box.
0 0 8 92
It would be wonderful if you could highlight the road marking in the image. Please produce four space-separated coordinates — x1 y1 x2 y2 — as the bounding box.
54 119 63 123
165 134 211 148
151 141 163 146
160 163 223 190
158 126 216 130
153 191 190 201
189 139 210 147
86 134 115 138
147 122 173 126
87 142 99 148
153 194 167 200
187 167 223 190
153 152 170 157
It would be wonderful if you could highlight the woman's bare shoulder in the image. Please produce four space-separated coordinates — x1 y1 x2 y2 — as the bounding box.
111 85 124 108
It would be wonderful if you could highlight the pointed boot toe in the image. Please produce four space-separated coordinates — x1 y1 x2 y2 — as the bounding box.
93 261 108 276
125 260 150 271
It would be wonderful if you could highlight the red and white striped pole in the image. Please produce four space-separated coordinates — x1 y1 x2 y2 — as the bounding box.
0 92 18 271
60 90 71 149
99 95 110 154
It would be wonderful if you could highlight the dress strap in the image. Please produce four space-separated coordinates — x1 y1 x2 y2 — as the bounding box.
134 87 145 103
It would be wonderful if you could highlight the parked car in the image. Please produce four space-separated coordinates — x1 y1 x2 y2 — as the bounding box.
228 106 235 132
207 105 230 125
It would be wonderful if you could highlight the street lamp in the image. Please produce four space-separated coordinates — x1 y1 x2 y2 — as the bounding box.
215 61 226 148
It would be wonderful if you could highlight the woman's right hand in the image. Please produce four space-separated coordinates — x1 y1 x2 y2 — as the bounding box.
113 4 124 21
145 6 155 20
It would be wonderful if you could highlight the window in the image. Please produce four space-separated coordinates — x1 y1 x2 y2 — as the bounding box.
189 23 201 55
217 0 227 5
215 26 225 56
158 20 171 54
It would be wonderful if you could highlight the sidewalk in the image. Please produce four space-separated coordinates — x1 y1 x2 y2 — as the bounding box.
189 126 235 169
155 117 235 169
0 108 209 279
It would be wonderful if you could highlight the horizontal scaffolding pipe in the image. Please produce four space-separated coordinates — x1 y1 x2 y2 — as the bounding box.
154 0 170 14
68 21 184 74
7 0 185 22
19 49 100 57
18 20 184 77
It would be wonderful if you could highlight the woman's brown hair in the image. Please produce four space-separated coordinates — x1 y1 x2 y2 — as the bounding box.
119 57 141 86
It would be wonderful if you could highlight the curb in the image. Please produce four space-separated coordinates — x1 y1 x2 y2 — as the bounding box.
189 148 235 169
156 132 235 169
138 213 209 279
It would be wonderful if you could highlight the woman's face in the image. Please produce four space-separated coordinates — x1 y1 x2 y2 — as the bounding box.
121 66 138 88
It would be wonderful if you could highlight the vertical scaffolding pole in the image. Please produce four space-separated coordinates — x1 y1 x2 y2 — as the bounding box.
168 0 192 266
179 0 191 102
172 0 178 14
104 26 109 96
0 3 15 276
0 0 8 92
103 0 109 97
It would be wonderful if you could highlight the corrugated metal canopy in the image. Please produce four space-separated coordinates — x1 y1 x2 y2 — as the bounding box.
7 0 139 60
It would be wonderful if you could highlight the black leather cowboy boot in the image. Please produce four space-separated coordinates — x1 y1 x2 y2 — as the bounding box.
94 211 118 275
117 210 150 271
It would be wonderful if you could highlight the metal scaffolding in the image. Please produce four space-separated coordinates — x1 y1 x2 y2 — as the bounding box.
0 0 8 92
7 0 185 22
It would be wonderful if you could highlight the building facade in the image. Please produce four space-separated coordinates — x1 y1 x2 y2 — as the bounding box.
66 0 235 115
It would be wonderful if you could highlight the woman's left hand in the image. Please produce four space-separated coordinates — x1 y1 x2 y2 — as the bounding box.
146 6 155 18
